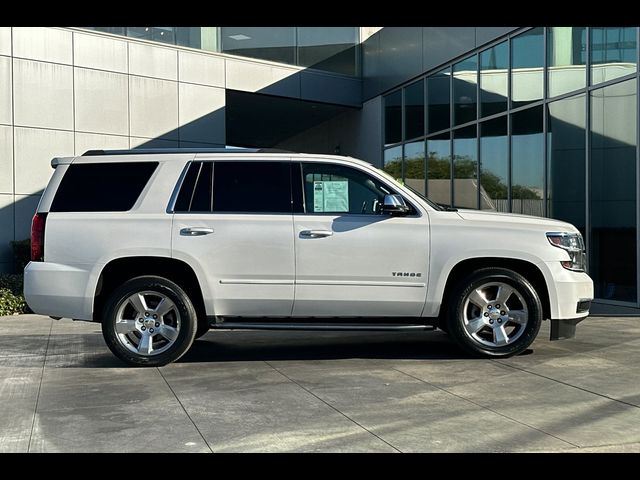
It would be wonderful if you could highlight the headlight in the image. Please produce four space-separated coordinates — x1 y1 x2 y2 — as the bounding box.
546 232 586 272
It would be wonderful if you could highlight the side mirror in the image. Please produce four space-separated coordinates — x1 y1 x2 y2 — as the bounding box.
381 194 410 215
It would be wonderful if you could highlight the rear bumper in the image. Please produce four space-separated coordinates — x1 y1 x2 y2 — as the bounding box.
24 261 95 320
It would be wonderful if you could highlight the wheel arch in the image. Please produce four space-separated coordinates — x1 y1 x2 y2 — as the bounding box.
93 256 207 326
438 257 551 322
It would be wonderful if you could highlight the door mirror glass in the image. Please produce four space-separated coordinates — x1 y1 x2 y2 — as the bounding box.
381 194 410 215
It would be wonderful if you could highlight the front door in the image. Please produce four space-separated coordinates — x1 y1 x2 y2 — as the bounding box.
172 159 295 317
293 161 429 317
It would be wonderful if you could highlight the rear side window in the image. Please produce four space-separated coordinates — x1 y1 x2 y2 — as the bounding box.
213 162 291 213
173 161 213 212
174 161 292 214
50 162 158 212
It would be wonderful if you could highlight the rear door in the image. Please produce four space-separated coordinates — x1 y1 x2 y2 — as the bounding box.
171 158 295 317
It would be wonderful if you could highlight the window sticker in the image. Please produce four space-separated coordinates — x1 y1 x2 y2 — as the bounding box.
314 180 349 212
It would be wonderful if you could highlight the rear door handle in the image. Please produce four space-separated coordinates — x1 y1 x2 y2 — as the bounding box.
300 229 333 238
180 227 214 236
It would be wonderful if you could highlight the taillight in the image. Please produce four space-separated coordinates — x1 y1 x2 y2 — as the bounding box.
31 212 47 262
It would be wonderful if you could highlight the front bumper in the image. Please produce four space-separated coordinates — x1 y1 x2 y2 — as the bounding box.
542 261 594 340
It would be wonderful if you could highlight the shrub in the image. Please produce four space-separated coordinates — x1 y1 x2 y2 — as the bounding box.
11 238 31 272
0 274 29 316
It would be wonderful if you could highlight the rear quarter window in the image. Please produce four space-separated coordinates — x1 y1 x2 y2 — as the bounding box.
50 162 158 212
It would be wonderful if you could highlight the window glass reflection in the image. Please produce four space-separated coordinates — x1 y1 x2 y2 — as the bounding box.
547 95 585 235
453 55 477 126
427 68 451 134
591 27 637 85
384 91 402 146
590 79 637 302
453 126 478 209
480 117 508 211
221 27 296 65
297 27 359 76
403 141 426 196
511 28 544 109
548 27 587 97
404 80 425 140
480 41 508 118
383 145 403 179
511 106 544 216
427 133 451 206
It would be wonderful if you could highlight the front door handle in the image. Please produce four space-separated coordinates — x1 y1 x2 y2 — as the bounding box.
180 227 214 236
300 229 333 238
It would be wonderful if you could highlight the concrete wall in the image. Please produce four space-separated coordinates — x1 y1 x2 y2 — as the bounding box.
363 26 519 99
0 27 362 272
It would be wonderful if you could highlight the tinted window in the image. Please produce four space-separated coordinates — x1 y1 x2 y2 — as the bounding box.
302 163 399 215
384 90 402 145
427 68 451 134
453 55 477 126
174 162 201 212
511 28 544 109
404 80 425 140
51 162 158 212
213 162 292 213
190 162 213 212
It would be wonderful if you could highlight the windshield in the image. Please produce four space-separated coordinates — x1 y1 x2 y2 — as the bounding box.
376 168 446 211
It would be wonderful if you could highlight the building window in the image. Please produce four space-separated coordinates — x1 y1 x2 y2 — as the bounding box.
384 91 402 146
590 79 637 302
548 27 587 97
453 125 478 209
403 141 426 196
590 27 637 85
404 80 425 140
453 55 478 126
511 27 544 109
383 145 403 179
426 132 451 206
427 67 451 134
511 105 544 216
547 94 586 235
480 41 508 118
480 117 508 211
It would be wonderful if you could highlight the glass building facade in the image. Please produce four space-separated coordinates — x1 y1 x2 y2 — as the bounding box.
85 27 360 76
383 27 639 305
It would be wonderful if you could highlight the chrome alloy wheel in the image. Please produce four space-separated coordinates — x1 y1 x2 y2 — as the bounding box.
114 291 181 356
461 281 529 348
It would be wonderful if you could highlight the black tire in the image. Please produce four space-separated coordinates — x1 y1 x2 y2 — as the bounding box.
446 268 542 358
102 276 198 367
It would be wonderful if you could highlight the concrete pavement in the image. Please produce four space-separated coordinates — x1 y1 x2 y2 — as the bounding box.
0 314 639 452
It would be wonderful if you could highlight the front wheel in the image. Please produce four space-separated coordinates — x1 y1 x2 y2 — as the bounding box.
102 276 198 367
446 268 543 358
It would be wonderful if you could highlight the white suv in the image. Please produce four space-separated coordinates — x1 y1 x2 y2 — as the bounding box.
24 149 593 366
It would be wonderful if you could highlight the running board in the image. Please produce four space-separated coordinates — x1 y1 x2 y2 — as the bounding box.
210 322 436 332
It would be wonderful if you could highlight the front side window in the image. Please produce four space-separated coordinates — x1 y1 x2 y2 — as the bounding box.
301 163 403 215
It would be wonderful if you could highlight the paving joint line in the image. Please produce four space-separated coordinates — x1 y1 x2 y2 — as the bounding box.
26 319 53 453
492 359 640 410
156 367 214 453
263 360 403 453
392 366 579 449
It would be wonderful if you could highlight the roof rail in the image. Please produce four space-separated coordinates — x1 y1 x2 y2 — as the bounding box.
82 147 294 156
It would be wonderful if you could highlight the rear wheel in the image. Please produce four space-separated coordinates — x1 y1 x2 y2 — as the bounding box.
102 276 197 367
446 268 542 357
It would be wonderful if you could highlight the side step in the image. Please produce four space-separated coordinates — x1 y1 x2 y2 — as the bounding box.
210 322 437 332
